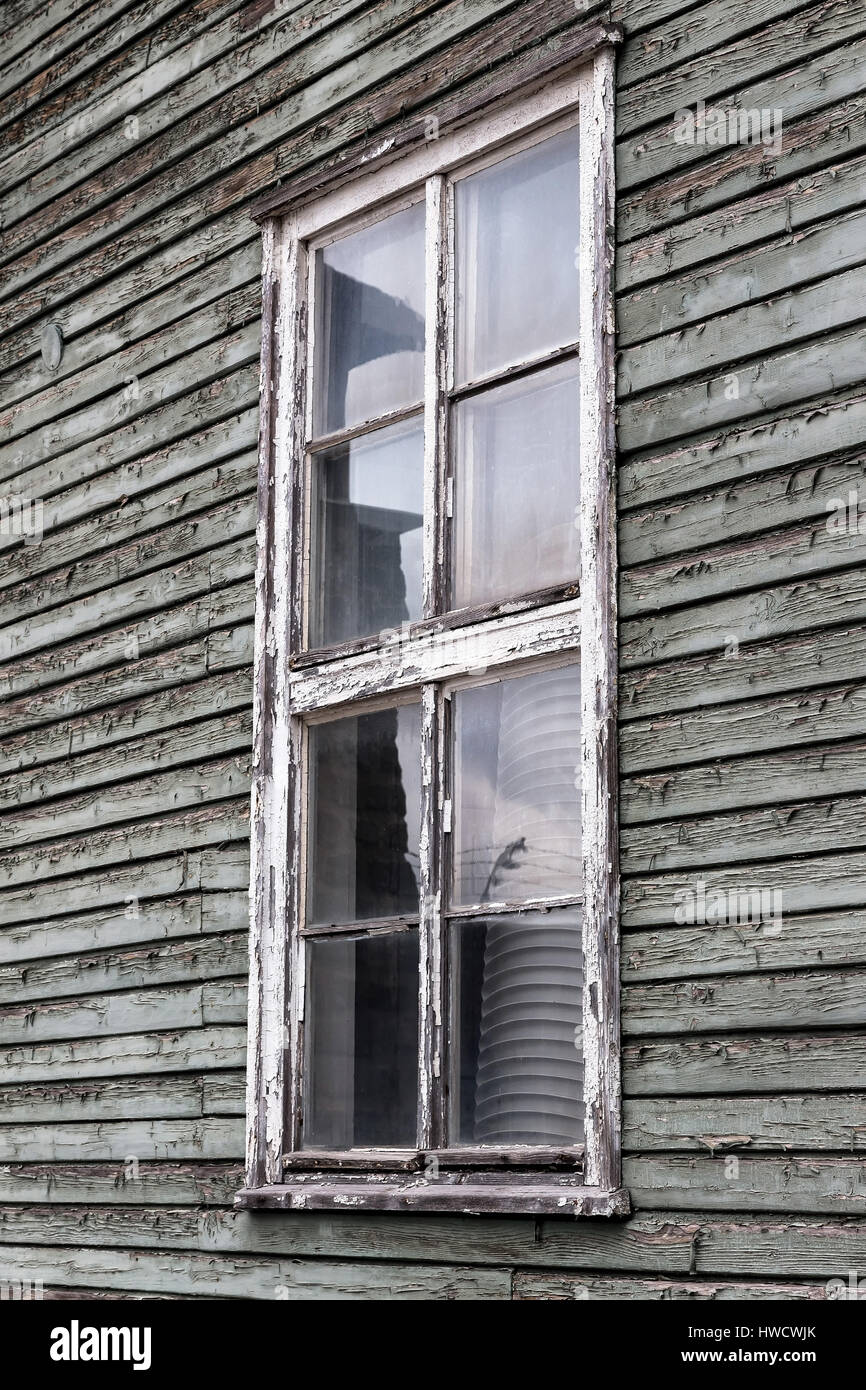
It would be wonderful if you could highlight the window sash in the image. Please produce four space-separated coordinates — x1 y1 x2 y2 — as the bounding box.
294 653 584 1154
300 118 583 651
245 46 621 1210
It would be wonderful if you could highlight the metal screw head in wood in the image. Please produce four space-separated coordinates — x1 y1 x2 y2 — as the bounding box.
40 322 64 371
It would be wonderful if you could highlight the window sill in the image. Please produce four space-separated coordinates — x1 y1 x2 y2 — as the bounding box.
235 1180 630 1217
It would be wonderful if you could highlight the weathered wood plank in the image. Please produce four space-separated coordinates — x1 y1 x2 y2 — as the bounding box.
619 324 866 454
624 1094 866 1151
0 0 399 219
619 88 866 243
1 670 252 777
621 455 866 568
620 623 866 723
0 421 256 570
0 1204 692 1273
618 29 866 193
0 1163 242 1206
621 563 866 671
624 911 866 982
625 1155 866 1214
620 264 866 399
0 0 316 156
37 1287 209 1299
624 968 866 1035
0 1075 206 1123
202 980 246 1025
0 247 259 419
0 985 205 1045
0 1026 246 1086
620 387 866 512
0 634 251 750
202 1073 245 1115
0 0 599 313
0 758 250 853
0 496 256 636
0 0 571 281
623 853 866 928
0 932 247 1005
612 0 715 33
622 794 866 874
0 1244 511 1298
0 892 244 968
623 736 866 825
694 1216 866 1278
618 144 866 290
2 707 251 807
0 215 252 375
617 0 821 92
0 845 248 925
0 1117 242 1162
0 0 250 143
619 207 866 348
514 1271 829 1298
4 1209 866 1281
624 1033 866 1097
0 376 257 533
0 583 251 703
0 536 253 667
0 0 103 76
0 978 245 1047
622 516 865 621
622 678 866 772
0 324 259 478
617 0 862 139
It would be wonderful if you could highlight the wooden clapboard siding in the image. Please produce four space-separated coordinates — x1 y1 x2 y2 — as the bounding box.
0 0 863 1300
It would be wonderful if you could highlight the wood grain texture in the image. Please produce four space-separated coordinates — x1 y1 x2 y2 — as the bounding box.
0 0 863 1299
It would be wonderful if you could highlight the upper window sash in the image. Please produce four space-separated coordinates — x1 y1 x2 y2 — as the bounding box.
295 96 586 659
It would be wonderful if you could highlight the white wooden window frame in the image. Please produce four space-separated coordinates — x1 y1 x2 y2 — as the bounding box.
240 46 625 1217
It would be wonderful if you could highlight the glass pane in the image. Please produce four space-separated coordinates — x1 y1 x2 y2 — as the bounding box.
309 418 423 649
308 704 421 925
304 930 419 1149
452 665 581 907
452 361 579 610
450 909 584 1145
314 203 425 436
455 127 579 385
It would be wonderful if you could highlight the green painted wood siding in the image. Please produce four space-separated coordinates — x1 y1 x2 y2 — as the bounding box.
0 0 864 1298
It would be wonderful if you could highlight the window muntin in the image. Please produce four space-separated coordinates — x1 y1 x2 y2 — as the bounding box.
247 48 621 1212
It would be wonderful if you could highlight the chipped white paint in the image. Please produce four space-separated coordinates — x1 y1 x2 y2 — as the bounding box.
361 138 397 164
290 600 580 714
247 38 623 1212
423 173 445 620
418 683 438 1146
578 47 621 1195
245 217 300 1188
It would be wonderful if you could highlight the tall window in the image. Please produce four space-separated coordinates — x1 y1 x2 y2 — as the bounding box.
245 46 624 1214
